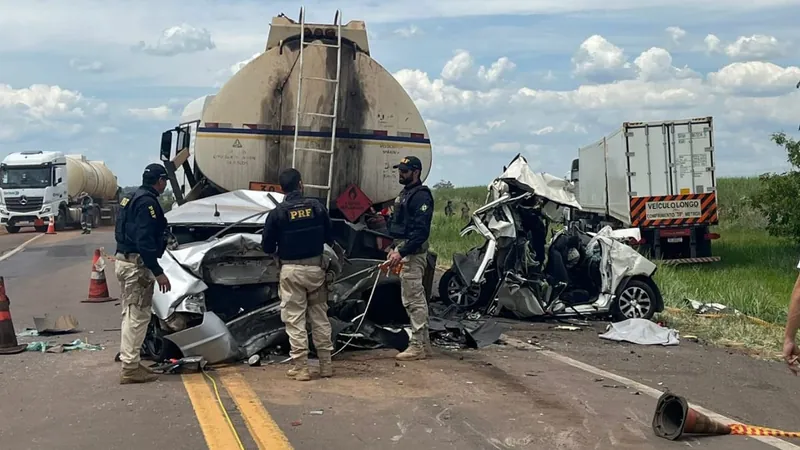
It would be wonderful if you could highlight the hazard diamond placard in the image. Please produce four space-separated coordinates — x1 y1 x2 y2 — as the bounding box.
335 184 372 223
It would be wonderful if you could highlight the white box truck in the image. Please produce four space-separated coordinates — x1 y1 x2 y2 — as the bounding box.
0 151 121 233
569 117 720 264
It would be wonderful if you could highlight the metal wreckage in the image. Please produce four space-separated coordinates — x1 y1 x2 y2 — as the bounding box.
141 155 664 365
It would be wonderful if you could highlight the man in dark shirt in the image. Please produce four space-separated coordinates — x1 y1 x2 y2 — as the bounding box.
386 156 434 361
261 168 335 381
113 164 171 385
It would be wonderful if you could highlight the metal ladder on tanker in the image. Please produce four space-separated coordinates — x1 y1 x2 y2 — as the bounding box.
291 7 343 209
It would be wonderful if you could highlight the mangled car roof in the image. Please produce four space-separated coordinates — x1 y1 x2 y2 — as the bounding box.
165 189 284 225
493 154 582 210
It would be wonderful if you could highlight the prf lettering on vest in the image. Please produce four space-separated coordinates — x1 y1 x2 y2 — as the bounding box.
289 207 314 221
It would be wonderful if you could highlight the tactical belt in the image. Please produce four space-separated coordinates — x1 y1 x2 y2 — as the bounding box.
280 255 323 266
395 239 429 255
115 252 139 262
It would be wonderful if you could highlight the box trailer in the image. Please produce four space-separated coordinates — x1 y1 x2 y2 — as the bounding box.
569 117 720 264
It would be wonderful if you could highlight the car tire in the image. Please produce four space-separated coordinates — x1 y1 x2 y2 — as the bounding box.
611 278 657 322
142 317 182 362
438 268 486 309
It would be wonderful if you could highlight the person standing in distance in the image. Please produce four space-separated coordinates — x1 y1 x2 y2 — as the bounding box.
261 168 335 381
114 164 172 385
386 156 434 361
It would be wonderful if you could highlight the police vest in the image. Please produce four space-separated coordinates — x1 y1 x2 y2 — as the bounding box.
388 184 431 240
114 187 166 254
275 197 326 261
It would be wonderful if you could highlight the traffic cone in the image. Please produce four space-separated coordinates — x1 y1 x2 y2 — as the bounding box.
0 277 27 355
45 216 56 234
652 392 731 440
81 248 116 303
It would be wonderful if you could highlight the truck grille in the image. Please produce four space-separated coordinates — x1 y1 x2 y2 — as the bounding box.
5 196 44 213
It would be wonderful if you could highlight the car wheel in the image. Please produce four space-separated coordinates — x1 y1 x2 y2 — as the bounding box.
611 278 656 322
438 268 483 309
142 317 182 362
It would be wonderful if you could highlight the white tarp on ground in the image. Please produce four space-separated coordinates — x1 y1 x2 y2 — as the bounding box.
490 154 582 210
165 190 285 225
599 318 680 346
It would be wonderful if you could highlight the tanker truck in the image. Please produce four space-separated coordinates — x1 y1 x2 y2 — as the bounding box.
158 9 433 259
0 151 121 233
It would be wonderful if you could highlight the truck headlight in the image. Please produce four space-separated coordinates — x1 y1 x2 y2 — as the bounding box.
41 206 51 213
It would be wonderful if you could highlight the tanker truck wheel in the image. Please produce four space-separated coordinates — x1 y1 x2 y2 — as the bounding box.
54 208 67 232
5 226 20 234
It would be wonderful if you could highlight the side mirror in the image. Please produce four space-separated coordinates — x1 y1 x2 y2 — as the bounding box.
160 131 173 161
57 178 62 183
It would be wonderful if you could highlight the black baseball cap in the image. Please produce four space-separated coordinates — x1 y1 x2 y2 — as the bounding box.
393 156 423 172
143 163 168 179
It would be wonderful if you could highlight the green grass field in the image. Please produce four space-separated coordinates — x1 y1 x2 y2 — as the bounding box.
428 177 797 357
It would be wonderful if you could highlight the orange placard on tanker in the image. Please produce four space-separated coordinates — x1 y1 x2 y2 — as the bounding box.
249 182 283 193
336 184 372 223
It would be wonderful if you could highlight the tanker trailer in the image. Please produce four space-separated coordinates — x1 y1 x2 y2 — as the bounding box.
0 151 121 232
158 9 432 220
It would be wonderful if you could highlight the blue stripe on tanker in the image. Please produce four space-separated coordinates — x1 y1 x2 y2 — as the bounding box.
196 127 431 144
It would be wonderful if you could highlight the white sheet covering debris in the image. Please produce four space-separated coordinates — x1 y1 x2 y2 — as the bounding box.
599 318 680 346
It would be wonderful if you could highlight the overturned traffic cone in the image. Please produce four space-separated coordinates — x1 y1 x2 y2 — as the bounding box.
652 392 731 440
0 277 27 355
81 249 116 303
45 215 56 235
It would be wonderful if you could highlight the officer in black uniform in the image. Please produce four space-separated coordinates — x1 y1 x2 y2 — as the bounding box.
386 155 435 361
113 163 171 385
261 168 335 381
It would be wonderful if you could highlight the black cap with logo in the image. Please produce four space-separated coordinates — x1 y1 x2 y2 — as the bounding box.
393 156 423 172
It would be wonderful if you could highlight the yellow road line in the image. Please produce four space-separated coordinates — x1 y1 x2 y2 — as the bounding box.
182 373 243 449
221 371 294 450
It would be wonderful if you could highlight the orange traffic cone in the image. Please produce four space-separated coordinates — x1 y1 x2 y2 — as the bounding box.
652 392 731 440
45 216 56 235
0 277 27 355
81 249 116 303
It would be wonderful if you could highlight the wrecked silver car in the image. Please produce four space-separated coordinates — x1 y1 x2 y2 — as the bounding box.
440 154 664 322
141 190 442 364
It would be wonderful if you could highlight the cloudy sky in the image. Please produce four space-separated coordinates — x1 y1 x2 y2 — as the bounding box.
1 0 799 187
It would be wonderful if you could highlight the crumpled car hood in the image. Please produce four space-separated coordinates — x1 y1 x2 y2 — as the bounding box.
165 189 285 226
488 154 582 210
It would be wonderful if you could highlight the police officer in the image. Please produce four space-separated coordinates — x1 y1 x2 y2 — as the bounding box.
113 164 171 385
261 168 335 382
386 156 434 361
79 192 93 234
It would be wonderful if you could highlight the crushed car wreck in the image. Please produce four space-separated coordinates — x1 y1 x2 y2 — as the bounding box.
439 154 664 322
140 189 490 365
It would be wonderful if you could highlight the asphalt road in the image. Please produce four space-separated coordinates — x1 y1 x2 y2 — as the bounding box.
0 230 797 450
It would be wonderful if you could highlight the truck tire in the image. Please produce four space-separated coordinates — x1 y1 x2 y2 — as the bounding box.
611 278 658 322
55 208 67 232
34 225 48 233
5 226 19 234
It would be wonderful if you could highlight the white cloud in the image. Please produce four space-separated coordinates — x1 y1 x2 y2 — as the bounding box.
230 53 261 75
634 47 698 81
665 26 687 44
571 35 631 79
708 61 800 95
490 142 521 153
393 68 504 112
127 105 173 120
133 23 215 57
394 25 421 38
441 50 474 81
478 57 516 83
0 84 106 141
69 58 105 73
705 34 722 53
725 34 786 60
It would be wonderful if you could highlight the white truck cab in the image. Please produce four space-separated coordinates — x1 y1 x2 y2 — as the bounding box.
0 151 67 233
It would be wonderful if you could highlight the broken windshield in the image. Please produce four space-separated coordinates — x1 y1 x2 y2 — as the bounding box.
0 167 52 189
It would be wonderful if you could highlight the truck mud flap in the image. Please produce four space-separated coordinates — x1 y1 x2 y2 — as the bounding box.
660 256 721 265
